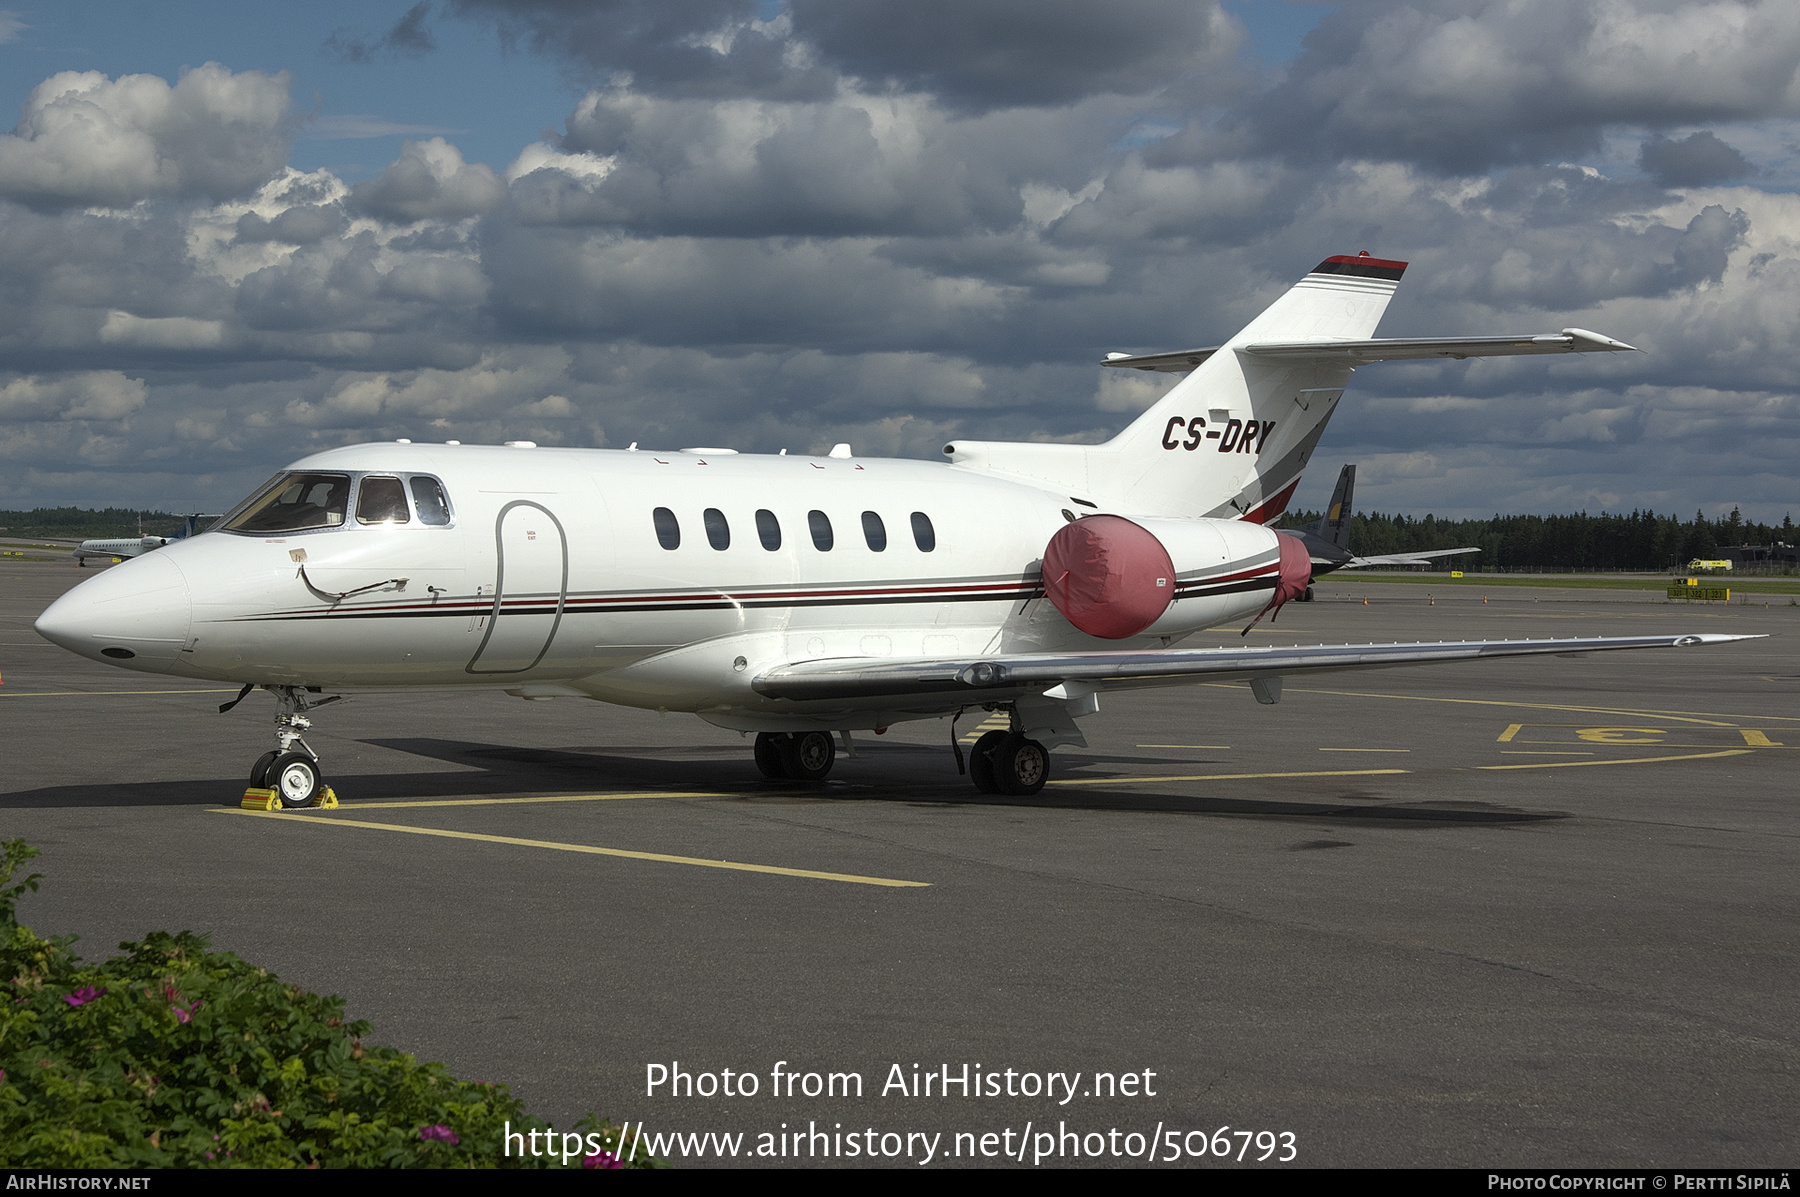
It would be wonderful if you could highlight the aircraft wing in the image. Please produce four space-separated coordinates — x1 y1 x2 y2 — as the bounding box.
753 633 1756 703
1100 328 1636 372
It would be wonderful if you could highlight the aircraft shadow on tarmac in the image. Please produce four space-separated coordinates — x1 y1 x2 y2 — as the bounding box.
1 736 1569 828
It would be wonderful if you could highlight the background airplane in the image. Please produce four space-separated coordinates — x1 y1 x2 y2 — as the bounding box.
34 255 1752 809
1279 464 1481 590
73 513 218 567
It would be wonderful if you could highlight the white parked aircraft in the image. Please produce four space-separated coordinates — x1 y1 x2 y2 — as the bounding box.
35 254 1753 808
73 514 216 567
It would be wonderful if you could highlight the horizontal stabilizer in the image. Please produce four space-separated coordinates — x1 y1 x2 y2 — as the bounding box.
1102 329 1636 373
754 633 1757 702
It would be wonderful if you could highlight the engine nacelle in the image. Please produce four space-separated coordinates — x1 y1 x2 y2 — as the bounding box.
1041 514 1309 640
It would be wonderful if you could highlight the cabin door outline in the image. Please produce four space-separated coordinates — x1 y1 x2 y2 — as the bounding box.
466 500 569 674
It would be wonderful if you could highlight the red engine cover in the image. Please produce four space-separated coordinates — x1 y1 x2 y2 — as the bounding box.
1041 515 1176 639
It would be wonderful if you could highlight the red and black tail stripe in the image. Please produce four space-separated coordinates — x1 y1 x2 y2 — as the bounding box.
1311 255 1407 281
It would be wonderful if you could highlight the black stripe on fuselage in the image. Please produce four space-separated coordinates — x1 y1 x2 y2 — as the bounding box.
227 566 1279 625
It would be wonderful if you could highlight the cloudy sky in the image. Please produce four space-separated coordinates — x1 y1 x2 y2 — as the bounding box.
1 0 1796 521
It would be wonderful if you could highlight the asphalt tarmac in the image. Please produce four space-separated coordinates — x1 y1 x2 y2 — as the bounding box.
3 554 1796 1169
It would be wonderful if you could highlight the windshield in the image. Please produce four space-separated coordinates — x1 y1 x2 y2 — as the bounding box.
221 472 352 533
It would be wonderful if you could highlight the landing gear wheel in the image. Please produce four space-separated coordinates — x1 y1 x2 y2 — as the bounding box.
269 752 323 809
753 732 789 779
992 734 1049 796
780 730 836 781
249 750 279 788
968 729 1007 794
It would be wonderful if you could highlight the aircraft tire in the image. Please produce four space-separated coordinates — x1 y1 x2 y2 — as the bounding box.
753 732 788 779
269 752 322 809
968 730 1007 793
780 730 836 782
249 750 279 788
992 734 1049 796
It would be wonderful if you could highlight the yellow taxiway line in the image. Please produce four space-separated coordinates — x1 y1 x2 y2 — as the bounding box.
1476 749 1753 771
1051 768 1409 787
210 808 929 888
331 791 727 810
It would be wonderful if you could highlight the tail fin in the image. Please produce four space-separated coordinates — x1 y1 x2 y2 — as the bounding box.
1103 255 1403 519
943 254 1405 521
1298 465 1355 550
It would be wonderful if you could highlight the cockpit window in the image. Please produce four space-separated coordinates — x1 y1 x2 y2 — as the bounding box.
356 476 410 525
410 476 451 525
222 472 352 533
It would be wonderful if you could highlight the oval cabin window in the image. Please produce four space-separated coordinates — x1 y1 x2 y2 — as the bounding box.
808 510 833 551
862 511 887 551
756 509 781 550
911 512 936 552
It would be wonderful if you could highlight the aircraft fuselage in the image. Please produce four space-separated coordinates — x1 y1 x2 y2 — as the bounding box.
36 441 1285 733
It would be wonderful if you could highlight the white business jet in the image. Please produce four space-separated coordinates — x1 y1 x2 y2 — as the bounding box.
34 254 1753 808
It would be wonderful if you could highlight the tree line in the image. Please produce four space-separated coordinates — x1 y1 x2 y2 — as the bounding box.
0 507 193 539
1272 506 1797 571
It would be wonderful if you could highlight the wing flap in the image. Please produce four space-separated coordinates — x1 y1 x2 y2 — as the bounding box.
753 634 1756 702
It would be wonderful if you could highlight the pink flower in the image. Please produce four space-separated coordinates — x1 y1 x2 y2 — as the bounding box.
170 999 202 1023
419 1125 460 1146
584 1150 623 1170
64 986 105 1007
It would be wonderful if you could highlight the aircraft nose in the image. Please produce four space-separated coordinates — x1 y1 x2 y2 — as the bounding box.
35 552 192 668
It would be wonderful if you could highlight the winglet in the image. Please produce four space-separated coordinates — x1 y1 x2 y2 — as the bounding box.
1562 327 1638 352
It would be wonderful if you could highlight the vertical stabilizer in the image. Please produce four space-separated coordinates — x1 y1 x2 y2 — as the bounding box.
1101 255 1404 520
942 254 1406 522
1298 465 1356 550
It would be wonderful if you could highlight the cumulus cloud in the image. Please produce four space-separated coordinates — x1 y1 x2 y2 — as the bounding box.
5 12 1800 522
0 64 292 209
1639 130 1756 187
0 372 148 421
1221 0 1800 173
348 137 505 222
785 0 1246 110
452 0 837 100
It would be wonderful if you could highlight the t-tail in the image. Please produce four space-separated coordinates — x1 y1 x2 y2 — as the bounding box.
943 253 1633 523
944 254 1408 520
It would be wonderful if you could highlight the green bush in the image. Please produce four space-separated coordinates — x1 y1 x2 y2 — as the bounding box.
0 840 662 1168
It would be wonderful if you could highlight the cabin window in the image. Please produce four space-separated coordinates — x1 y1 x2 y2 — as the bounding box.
704 507 730 550
808 509 833 551
862 511 887 551
653 507 680 549
756 509 781 550
221 472 351 533
911 512 936 552
410 476 451 525
356 476 410 525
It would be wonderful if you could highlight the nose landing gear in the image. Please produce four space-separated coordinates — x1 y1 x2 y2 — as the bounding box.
234 685 343 810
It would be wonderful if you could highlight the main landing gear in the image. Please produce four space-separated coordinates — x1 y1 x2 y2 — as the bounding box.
231 685 343 810
967 728 1050 796
753 731 837 782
